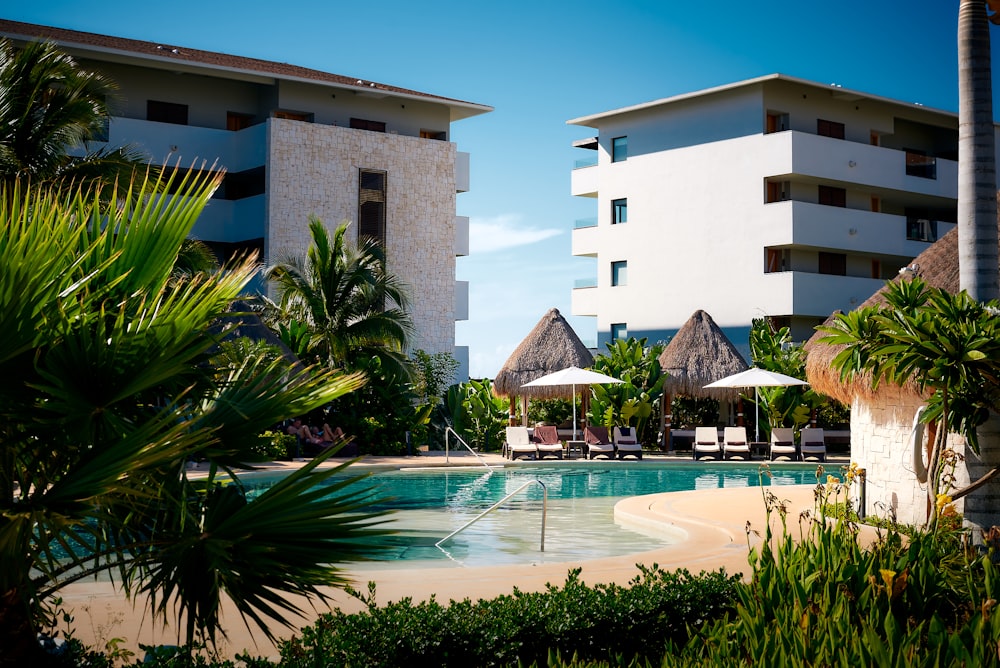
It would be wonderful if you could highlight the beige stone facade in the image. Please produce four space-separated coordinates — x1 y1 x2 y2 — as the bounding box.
267 119 458 356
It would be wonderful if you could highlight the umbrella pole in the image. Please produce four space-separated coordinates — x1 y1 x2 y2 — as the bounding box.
572 383 578 441
754 387 760 443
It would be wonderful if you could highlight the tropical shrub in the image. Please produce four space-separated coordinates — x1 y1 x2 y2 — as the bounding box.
669 396 720 430
588 338 665 444
433 379 509 452
749 318 823 438
0 171 388 663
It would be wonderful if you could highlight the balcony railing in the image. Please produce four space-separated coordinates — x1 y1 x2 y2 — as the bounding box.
574 155 598 169
574 217 597 229
574 277 597 289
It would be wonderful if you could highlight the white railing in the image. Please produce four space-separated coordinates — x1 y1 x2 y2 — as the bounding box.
435 479 548 552
444 426 496 469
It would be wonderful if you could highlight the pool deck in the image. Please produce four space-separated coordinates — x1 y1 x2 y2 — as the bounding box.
60 451 859 660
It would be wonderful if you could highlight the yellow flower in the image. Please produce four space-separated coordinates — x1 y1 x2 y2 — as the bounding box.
880 569 896 592
827 475 840 485
936 493 953 511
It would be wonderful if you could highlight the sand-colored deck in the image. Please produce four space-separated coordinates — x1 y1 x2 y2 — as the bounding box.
60 452 852 660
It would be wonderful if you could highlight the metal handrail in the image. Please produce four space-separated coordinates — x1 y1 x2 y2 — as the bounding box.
445 426 494 469
436 479 547 551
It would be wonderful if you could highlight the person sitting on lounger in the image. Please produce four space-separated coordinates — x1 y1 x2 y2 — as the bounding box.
287 418 324 446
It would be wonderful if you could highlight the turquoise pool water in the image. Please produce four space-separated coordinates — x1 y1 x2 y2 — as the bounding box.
241 462 822 568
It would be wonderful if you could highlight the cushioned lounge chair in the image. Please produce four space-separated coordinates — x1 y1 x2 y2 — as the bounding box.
505 426 537 460
584 426 615 459
770 427 798 461
693 426 721 460
613 426 643 460
800 427 826 462
532 425 564 459
723 426 751 460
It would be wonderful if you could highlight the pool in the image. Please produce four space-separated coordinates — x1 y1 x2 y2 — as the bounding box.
241 462 823 568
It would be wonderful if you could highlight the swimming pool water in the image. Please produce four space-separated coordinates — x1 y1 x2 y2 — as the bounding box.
241 462 823 568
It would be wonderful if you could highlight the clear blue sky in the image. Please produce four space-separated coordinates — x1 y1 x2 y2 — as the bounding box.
4 0 986 377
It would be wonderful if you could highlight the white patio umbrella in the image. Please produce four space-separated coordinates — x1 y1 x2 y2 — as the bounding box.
522 366 624 440
703 368 809 443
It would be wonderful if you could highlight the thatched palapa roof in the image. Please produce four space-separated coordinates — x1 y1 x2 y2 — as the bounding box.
804 226 960 404
493 308 594 399
657 310 749 399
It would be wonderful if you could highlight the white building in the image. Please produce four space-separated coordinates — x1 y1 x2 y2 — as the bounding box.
568 74 967 352
0 19 491 379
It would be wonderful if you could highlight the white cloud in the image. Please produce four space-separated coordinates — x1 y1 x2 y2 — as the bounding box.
470 214 562 254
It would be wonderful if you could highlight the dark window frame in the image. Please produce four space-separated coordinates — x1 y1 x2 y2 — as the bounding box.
611 136 627 162
612 198 628 224
147 100 189 125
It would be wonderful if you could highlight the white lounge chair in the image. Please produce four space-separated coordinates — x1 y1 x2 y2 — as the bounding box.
800 428 826 462
584 426 615 459
693 426 721 460
770 427 798 461
723 426 751 460
613 426 643 460
532 425 564 459
505 426 537 460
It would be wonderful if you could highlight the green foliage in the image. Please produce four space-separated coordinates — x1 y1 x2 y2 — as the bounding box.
818 277 1000 526
462 378 509 452
277 566 739 668
670 396 719 430
588 338 665 443
749 319 824 437
815 397 850 429
0 171 385 660
251 431 296 461
676 478 1000 667
411 349 459 405
528 398 575 427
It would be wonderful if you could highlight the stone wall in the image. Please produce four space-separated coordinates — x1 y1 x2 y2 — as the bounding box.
265 118 458 356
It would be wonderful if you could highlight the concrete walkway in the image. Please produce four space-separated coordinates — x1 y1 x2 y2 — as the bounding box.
59 451 853 660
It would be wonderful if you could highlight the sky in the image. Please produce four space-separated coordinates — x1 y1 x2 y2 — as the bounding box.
2 0 987 378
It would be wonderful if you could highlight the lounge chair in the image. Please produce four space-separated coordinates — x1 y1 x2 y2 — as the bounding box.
770 427 798 461
584 426 615 459
800 427 826 462
532 425 564 459
505 426 537 460
693 426 721 460
613 426 643 460
723 426 751 460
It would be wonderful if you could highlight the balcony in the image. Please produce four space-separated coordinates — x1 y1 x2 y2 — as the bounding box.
763 131 958 199
455 215 470 256
761 271 885 318
759 200 956 258
571 285 598 316
574 216 597 229
108 116 267 170
455 280 469 321
572 223 600 257
455 152 470 193
191 194 266 243
571 163 598 197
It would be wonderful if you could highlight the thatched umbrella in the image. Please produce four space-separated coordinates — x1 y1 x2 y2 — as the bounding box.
804 227 959 404
494 308 594 426
657 310 749 445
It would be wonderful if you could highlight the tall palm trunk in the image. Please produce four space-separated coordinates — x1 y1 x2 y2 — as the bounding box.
958 0 1000 542
958 0 999 301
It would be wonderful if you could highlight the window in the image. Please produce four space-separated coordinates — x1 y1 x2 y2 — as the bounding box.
350 117 387 133
420 129 446 140
147 100 188 125
611 261 627 286
612 198 628 224
871 259 882 279
766 180 790 203
221 166 265 200
870 196 880 212
817 119 845 139
906 217 937 242
610 323 628 341
612 136 627 162
818 252 847 276
227 111 254 131
765 248 790 273
274 110 313 122
818 185 847 208
905 149 937 179
358 169 387 244
765 112 789 133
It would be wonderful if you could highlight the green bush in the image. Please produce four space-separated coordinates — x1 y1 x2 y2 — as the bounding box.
277 566 739 668
249 431 295 460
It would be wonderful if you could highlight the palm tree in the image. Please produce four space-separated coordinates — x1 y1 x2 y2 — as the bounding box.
0 170 387 664
957 0 1000 301
266 218 414 380
0 37 147 188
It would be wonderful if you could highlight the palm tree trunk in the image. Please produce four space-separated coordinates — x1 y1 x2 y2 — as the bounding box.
958 0 999 301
